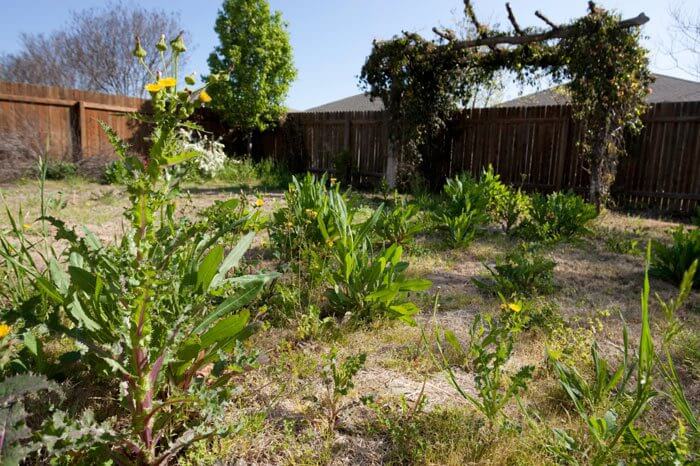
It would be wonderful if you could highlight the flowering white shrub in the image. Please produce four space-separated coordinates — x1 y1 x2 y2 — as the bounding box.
178 128 228 178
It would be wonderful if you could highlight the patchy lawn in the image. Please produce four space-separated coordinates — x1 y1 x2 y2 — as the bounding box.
2 179 698 465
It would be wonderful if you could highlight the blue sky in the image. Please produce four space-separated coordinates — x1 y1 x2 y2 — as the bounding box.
0 0 696 109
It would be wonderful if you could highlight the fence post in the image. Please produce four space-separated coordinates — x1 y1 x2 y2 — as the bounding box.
383 113 398 187
554 108 570 190
73 101 87 161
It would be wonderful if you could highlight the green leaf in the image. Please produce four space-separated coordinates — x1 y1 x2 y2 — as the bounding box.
68 266 97 296
193 280 265 334
197 245 224 292
200 310 250 348
35 277 64 304
210 232 255 289
164 150 199 167
399 278 432 292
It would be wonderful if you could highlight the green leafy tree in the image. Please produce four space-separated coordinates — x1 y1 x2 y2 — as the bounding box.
206 0 296 152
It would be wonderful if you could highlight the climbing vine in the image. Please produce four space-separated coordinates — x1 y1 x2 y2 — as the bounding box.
360 1 652 209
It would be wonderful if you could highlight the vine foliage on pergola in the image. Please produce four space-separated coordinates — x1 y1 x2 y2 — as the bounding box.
360 1 652 209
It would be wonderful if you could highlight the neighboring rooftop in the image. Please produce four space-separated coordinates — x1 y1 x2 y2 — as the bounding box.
304 93 384 112
499 73 700 107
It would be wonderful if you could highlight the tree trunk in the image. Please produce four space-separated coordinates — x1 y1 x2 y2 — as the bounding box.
245 130 253 158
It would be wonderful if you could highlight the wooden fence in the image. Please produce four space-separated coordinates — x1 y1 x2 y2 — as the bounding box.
258 102 700 213
0 82 147 179
1 81 699 212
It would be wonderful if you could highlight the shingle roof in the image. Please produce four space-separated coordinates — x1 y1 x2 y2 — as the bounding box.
498 73 700 107
304 93 384 112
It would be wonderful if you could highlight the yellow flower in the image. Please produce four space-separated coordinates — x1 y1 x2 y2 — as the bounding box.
0 323 11 338
145 82 163 93
508 302 522 313
255 198 264 207
325 238 335 247
285 222 294 228
158 77 177 88
199 90 212 103
23 223 31 230
305 209 317 219
330 177 337 185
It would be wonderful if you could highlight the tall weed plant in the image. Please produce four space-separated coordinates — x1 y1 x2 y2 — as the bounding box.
0 35 276 463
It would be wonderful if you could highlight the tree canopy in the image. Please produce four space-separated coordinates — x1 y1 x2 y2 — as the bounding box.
360 1 652 209
206 0 296 132
0 1 186 97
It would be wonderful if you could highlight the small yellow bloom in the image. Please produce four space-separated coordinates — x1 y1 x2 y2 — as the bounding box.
158 77 177 88
145 82 163 93
23 223 31 230
508 302 522 313
305 209 318 219
255 198 264 207
199 90 212 103
0 323 11 338
285 222 294 228
330 177 337 185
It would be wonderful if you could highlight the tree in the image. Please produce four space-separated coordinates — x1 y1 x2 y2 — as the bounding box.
0 1 186 97
360 1 651 210
205 0 296 153
666 2 699 79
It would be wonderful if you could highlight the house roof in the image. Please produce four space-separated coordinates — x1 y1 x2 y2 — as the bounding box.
498 73 700 107
304 93 384 112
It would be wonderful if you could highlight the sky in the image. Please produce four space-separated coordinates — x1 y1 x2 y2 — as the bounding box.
0 0 697 110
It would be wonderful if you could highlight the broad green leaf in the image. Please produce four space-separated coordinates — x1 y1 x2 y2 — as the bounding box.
164 150 199 166
210 232 255 289
399 279 432 292
68 266 97 296
200 310 249 348
193 280 265 334
35 277 64 304
197 245 224 292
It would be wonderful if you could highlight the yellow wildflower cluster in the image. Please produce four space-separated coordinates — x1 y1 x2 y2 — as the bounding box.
0 323 11 338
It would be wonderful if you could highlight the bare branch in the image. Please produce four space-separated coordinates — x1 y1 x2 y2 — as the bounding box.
535 11 559 30
432 27 456 42
464 0 488 37
455 12 649 48
506 3 524 35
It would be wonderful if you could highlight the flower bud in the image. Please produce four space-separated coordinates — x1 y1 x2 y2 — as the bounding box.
185 73 196 86
170 32 186 53
156 34 167 52
132 36 147 59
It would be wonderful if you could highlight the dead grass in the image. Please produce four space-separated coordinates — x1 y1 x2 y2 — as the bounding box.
1 179 698 465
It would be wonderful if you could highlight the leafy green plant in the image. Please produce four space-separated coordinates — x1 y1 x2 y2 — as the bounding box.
474 245 556 298
318 191 431 324
198 195 263 237
362 386 428 462
320 348 366 431
692 206 700 227
518 191 598 242
269 172 335 260
546 246 657 464
655 259 699 434
433 301 534 426
496 187 530 234
295 304 334 342
0 373 61 462
1 36 277 464
651 227 700 288
376 193 424 247
438 173 489 247
36 160 77 180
